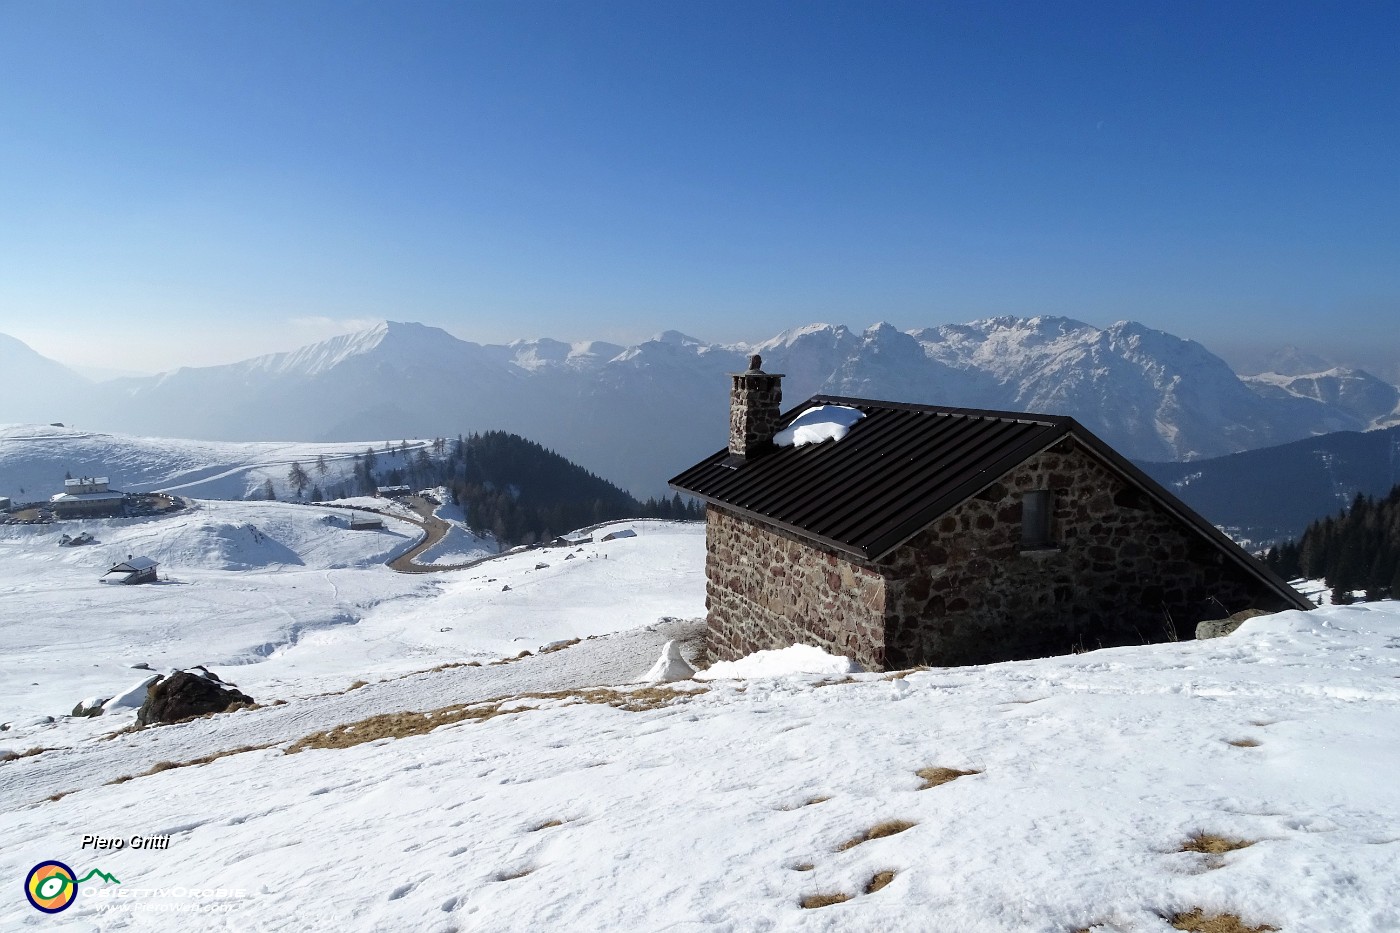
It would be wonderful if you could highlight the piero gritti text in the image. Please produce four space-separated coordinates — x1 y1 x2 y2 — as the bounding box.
81 834 171 851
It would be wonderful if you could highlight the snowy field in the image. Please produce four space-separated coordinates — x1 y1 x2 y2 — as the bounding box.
0 422 431 501
0 502 704 734
1 489 1397 931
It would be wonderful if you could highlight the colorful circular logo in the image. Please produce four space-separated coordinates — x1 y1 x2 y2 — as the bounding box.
25 861 78 914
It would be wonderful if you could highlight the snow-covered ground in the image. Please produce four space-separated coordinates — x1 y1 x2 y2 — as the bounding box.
0 422 431 502
3 497 1398 931
0 502 704 734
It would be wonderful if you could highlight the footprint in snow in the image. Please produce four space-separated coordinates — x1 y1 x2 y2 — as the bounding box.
387 881 416 901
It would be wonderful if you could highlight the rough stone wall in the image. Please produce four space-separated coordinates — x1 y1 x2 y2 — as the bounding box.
728 373 783 458
704 506 887 669
879 438 1291 668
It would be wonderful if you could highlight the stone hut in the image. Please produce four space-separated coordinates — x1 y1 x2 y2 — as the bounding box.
669 360 1311 671
103 556 159 585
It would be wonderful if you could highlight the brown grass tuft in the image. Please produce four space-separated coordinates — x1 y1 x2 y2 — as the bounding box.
881 666 930 680
347 679 369 691
0 746 49 763
916 766 981 789
104 744 272 786
864 870 896 894
1169 909 1277 932
539 638 581 654
799 892 851 909
837 819 917 851
48 790 73 802
530 819 564 831
1180 832 1255 856
287 685 707 754
791 863 814 872
1227 738 1261 748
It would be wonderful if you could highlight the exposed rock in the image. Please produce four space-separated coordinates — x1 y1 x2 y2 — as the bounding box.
1196 608 1269 640
136 670 253 727
71 697 108 718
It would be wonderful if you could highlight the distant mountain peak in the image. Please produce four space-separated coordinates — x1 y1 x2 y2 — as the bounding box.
651 330 704 347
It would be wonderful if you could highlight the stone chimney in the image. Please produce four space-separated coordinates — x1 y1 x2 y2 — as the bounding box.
728 353 784 458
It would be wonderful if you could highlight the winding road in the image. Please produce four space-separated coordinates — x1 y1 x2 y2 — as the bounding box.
383 496 493 574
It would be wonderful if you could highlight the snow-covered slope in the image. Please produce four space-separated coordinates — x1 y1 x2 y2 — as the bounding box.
0 422 431 502
0 509 704 727
4 318 1394 496
1242 367 1400 430
2 563 1397 930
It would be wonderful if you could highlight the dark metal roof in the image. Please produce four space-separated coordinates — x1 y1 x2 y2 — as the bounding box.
669 394 1311 611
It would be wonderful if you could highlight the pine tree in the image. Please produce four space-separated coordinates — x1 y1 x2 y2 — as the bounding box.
287 461 310 499
262 479 276 500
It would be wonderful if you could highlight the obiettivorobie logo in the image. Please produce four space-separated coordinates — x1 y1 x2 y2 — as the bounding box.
24 860 120 914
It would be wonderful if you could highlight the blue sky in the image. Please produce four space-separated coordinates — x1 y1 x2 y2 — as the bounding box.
0 1 1395 375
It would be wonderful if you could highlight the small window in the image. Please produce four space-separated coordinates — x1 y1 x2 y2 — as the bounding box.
1021 489 1053 549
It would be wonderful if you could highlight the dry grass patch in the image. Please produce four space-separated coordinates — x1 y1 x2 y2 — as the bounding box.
791 863 814 872
287 685 707 754
105 744 273 785
346 679 369 691
837 819 917 851
799 892 851 909
1169 909 1277 932
1180 832 1255 860
530 819 564 831
916 766 981 789
864 870 896 894
0 746 49 763
539 638 581 654
881 666 930 680
1226 738 1261 748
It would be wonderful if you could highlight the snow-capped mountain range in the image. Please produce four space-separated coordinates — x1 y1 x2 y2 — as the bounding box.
5 317 1397 496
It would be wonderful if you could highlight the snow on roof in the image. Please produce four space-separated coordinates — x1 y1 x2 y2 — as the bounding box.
108 557 158 572
50 491 125 503
772 404 866 448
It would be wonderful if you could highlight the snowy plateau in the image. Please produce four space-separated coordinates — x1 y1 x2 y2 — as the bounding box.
0 433 1397 931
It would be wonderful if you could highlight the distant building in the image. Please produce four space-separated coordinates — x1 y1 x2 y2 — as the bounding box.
347 513 384 530
104 556 159 585
51 476 125 519
376 485 412 498
65 476 109 494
